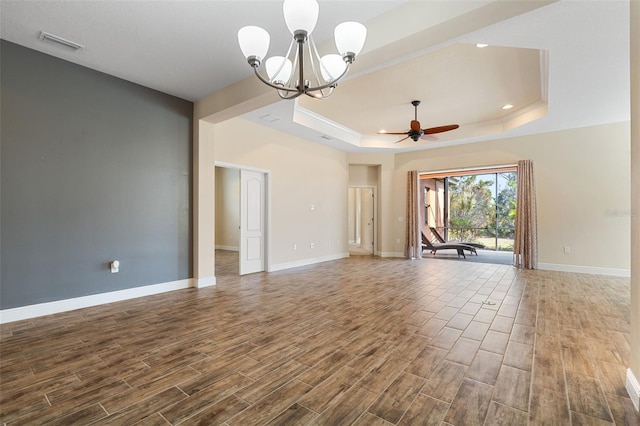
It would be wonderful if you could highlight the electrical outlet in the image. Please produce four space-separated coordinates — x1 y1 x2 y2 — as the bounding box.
310 242 315 249
396 239 401 244
293 244 297 251
564 246 571 254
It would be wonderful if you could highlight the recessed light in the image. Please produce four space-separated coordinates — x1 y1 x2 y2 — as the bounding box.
476 43 489 48
502 104 514 110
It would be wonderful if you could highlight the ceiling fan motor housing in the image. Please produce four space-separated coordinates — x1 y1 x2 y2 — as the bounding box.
409 127 424 141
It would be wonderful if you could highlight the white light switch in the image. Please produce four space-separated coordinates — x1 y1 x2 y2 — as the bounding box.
110 260 120 273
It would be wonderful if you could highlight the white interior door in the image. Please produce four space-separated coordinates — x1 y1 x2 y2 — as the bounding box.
240 169 265 275
348 186 376 255
360 188 374 254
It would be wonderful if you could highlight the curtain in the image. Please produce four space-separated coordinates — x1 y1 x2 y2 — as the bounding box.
405 171 422 259
514 160 538 269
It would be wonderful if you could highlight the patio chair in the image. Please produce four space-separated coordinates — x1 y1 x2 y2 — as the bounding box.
430 227 486 250
421 232 478 259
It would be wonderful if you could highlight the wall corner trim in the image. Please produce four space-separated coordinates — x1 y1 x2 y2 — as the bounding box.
538 262 631 277
0 279 193 324
627 368 640 412
196 276 217 288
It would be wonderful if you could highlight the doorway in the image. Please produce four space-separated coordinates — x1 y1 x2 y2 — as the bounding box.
214 163 269 276
420 166 517 265
348 186 376 255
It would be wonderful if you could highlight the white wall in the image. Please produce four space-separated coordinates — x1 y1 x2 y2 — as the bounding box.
213 117 349 269
392 122 631 274
349 164 379 186
214 167 240 250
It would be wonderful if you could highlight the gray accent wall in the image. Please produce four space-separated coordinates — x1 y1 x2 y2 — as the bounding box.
1 40 193 309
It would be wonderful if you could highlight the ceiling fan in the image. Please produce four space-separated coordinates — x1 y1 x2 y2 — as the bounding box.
380 100 459 143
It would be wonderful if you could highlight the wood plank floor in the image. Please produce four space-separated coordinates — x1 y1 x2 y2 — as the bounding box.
1 252 638 425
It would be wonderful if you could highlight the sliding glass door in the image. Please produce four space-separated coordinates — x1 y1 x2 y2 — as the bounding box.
422 169 517 252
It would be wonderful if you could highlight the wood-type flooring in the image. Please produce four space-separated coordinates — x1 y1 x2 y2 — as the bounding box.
1 251 637 425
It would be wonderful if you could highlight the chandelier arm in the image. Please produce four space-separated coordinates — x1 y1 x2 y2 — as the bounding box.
304 85 335 99
320 86 334 99
252 58 349 94
252 67 302 93
269 39 296 87
306 36 323 89
305 62 350 92
278 90 304 100
289 38 301 90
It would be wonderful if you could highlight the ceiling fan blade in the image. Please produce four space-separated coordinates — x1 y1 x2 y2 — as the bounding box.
379 131 409 135
394 135 411 144
410 120 421 132
423 124 459 134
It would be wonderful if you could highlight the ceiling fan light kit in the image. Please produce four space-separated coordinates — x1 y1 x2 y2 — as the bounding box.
237 0 366 100
380 100 460 143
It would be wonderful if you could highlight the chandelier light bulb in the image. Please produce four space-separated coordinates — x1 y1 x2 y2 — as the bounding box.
266 56 293 84
335 22 367 57
238 26 270 62
320 54 346 82
283 0 319 35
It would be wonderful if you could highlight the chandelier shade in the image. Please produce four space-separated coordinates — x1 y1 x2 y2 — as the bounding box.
238 0 366 99
282 0 319 35
237 26 270 62
266 56 293 84
320 54 347 82
335 22 367 56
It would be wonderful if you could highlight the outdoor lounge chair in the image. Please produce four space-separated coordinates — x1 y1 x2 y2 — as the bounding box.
429 227 486 250
421 232 478 259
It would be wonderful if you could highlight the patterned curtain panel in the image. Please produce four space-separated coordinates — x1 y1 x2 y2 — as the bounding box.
514 160 538 269
405 171 423 259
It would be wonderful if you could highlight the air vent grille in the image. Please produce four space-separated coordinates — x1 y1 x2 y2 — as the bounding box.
39 31 84 51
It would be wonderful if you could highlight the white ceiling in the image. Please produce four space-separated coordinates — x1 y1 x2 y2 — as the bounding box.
0 0 404 101
298 43 544 144
0 0 631 153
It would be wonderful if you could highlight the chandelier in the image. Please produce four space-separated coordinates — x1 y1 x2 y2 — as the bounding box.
237 0 367 100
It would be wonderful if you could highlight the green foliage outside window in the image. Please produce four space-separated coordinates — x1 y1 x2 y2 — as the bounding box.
448 172 517 250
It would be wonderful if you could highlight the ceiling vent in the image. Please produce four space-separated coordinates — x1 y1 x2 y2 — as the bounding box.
259 114 279 123
38 31 84 51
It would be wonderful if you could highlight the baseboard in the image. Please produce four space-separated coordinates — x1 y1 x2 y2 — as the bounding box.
538 262 630 277
196 276 217 288
627 369 640 412
379 251 405 258
269 252 349 272
0 279 194 324
215 245 239 252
